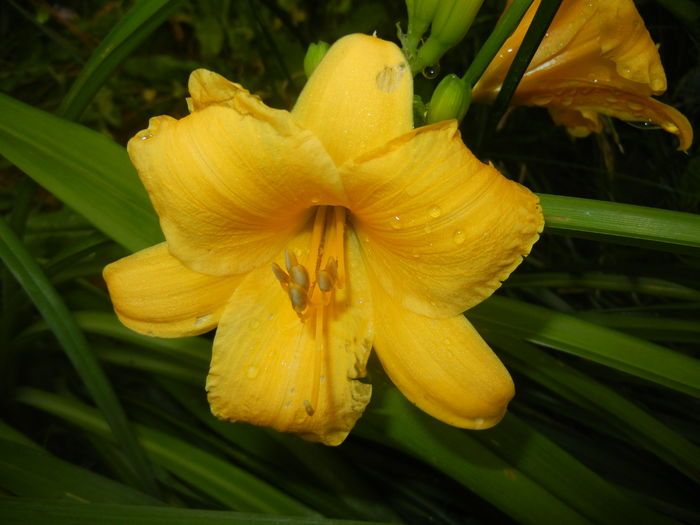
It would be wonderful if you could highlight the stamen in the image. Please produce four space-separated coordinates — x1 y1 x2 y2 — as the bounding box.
288 284 308 313
289 265 310 290
317 257 337 292
271 263 289 288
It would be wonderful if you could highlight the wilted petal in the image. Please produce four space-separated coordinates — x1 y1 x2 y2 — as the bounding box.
206 230 373 446
343 121 543 319
292 34 413 165
103 243 241 337
128 71 346 277
372 282 514 429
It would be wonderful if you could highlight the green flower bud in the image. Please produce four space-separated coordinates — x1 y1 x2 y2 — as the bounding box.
426 74 471 124
303 41 330 78
413 0 484 72
404 0 441 53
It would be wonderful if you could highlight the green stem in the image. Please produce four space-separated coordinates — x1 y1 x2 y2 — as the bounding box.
462 0 534 87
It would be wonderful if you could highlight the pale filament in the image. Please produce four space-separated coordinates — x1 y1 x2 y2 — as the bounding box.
270 205 347 416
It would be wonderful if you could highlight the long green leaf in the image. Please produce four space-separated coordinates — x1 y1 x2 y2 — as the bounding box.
0 499 388 525
539 194 700 253
358 384 675 525
15 388 316 516
0 94 161 252
58 0 186 120
488 333 700 483
0 217 157 493
470 295 700 397
0 439 163 505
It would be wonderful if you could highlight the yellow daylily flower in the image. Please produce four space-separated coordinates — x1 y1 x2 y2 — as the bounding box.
104 34 543 445
472 0 693 150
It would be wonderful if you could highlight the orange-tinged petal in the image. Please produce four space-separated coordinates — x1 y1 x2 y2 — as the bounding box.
372 283 514 429
344 121 543 319
206 230 373 446
128 71 346 277
103 243 241 337
540 87 693 150
292 34 413 166
473 0 693 150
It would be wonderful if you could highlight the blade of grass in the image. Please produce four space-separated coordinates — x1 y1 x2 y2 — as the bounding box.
0 439 163 505
0 94 161 252
0 499 389 525
539 193 700 253
469 295 700 397
505 272 700 301
358 383 676 525
487 333 700 483
0 217 157 494
484 0 562 137
58 0 186 121
15 388 317 516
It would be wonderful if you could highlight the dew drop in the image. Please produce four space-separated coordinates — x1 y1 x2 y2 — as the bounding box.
429 205 442 218
453 230 466 244
138 132 153 141
474 417 485 428
422 64 440 79
249 319 260 328
532 95 553 105
626 120 661 130
246 366 259 379
390 216 402 230
626 101 643 111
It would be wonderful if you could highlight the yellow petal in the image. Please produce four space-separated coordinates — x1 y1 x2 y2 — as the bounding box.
473 0 693 150
103 243 241 337
292 34 413 166
343 121 543 319
372 283 514 429
542 87 693 150
206 230 373 446
128 71 346 276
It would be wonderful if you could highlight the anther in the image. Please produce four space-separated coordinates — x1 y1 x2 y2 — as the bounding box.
288 284 308 313
284 249 298 272
289 264 310 290
271 263 289 286
317 257 338 292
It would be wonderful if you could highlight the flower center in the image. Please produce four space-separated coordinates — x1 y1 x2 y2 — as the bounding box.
271 205 347 416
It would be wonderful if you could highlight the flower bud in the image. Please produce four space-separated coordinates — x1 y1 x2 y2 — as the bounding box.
426 74 471 123
413 0 484 72
404 0 441 53
303 41 330 78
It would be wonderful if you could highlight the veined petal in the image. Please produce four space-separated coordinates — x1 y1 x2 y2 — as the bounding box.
372 283 514 429
128 71 346 276
103 243 240 337
344 121 543 319
206 230 373 446
292 34 413 166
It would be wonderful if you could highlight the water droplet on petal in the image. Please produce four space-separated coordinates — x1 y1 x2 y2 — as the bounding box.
390 216 402 230
246 366 259 379
422 64 440 79
453 230 466 244
429 205 442 218
626 101 643 111
249 319 260 328
138 132 153 141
